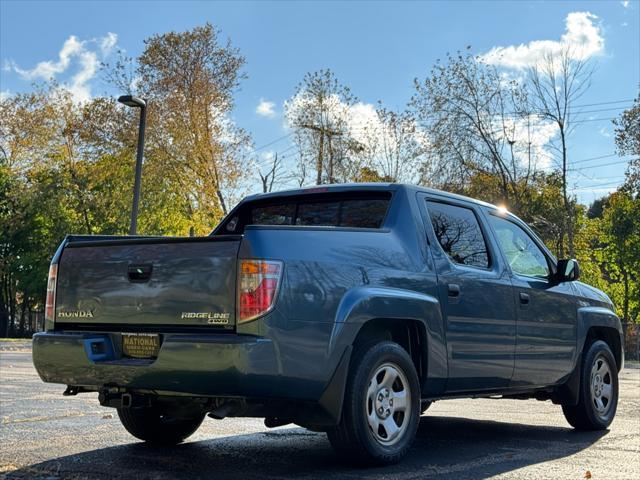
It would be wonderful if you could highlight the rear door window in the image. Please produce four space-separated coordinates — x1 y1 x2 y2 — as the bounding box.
426 201 490 269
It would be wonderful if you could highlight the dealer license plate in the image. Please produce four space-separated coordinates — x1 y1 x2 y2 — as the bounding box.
122 333 160 359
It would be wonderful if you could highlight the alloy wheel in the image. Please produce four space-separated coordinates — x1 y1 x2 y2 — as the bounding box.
365 362 411 446
590 354 613 419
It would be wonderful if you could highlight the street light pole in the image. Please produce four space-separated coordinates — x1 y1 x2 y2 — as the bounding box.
117 95 147 235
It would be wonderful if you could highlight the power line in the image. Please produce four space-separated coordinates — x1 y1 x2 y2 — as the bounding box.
573 105 632 115
254 144 299 169
570 153 617 165
569 99 634 108
249 100 632 153
250 102 630 155
250 132 294 153
572 180 624 190
568 159 630 171
571 116 619 124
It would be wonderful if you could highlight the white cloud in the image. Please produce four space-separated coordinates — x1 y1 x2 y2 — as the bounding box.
621 1 630 8
0 90 10 101
481 12 604 69
348 102 378 137
7 33 118 103
99 32 118 56
256 99 276 118
13 35 84 80
66 50 99 103
599 127 611 138
261 151 275 162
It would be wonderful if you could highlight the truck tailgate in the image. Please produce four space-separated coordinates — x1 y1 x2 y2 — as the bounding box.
55 236 240 330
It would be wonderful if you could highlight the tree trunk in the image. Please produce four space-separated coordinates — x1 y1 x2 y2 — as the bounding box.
559 126 575 258
622 269 630 323
215 189 228 216
327 134 334 184
18 295 28 336
0 274 8 338
7 275 16 337
316 133 324 185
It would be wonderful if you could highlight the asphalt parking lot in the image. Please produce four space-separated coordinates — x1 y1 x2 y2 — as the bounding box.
1 342 639 480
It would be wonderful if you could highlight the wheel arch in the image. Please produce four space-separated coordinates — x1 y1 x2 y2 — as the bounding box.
351 317 428 389
329 286 447 394
318 286 446 426
577 306 624 371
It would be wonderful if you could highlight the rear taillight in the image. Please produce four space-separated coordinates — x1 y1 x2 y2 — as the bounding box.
238 260 282 323
45 264 58 323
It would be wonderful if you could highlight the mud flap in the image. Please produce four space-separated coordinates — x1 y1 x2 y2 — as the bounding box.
317 345 353 425
552 353 581 406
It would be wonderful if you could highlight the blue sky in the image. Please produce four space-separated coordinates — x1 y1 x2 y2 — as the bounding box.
1 0 639 204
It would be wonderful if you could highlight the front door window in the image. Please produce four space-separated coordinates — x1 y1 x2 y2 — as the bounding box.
488 216 550 279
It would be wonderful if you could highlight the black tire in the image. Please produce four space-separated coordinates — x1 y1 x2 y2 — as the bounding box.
327 341 421 466
117 406 205 444
562 340 618 430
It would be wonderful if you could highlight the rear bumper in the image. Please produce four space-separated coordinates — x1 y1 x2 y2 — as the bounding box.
32 331 285 398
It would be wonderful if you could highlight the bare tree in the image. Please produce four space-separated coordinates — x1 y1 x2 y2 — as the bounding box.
284 69 358 185
410 51 541 211
528 46 595 257
355 104 428 183
258 153 283 193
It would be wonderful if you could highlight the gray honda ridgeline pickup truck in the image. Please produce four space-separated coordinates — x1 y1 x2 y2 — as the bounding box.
33 183 623 466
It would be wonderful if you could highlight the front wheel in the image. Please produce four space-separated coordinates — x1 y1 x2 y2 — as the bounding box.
327 341 421 466
562 340 619 430
117 406 205 444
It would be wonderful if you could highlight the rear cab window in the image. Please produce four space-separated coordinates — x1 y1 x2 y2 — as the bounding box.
217 191 391 234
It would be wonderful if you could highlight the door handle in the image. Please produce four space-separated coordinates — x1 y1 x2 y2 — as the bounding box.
448 284 461 297
519 292 530 304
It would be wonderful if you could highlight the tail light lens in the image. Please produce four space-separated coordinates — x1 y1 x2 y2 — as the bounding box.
238 260 283 323
45 264 58 323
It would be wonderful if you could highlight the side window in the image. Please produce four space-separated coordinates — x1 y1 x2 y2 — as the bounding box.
489 215 550 278
426 201 489 269
339 199 388 228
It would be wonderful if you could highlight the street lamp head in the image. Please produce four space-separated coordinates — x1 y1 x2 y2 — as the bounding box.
118 95 146 109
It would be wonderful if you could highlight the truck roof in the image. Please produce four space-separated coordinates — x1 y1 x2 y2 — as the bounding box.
243 183 501 211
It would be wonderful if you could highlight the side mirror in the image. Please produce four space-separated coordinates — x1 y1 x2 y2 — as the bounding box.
556 259 580 283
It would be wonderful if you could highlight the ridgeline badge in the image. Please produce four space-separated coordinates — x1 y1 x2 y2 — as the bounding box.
181 312 230 325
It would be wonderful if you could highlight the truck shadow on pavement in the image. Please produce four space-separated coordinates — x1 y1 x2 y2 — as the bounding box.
6 415 607 480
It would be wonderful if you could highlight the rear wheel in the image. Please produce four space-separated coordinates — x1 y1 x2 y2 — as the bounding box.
562 340 618 430
327 341 420 466
117 406 205 444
